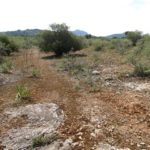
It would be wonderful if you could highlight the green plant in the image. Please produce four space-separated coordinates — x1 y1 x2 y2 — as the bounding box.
15 85 30 102
0 35 18 56
39 23 82 56
59 56 85 77
32 134 57 148
125 30 142 46
110 39 132 54
0 57 13 73
31 68 40 78
133 63 150 77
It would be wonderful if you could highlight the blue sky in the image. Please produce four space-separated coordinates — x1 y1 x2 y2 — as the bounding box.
0 0 150 36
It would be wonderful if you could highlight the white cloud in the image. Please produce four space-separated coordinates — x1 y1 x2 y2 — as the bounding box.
0 0 150 36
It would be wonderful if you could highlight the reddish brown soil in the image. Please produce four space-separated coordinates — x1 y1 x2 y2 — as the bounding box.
0 49 150 150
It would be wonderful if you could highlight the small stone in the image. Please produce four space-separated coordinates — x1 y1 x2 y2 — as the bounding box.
91 133 96 138
78 136 82 140
92 70 100 75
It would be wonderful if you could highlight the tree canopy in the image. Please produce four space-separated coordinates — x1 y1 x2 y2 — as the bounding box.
39 23 82 56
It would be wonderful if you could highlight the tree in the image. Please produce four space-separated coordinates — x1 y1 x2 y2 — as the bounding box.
39 23 82 56
125 30 142 46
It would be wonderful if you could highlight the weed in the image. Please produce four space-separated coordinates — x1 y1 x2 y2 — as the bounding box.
32 134 57 148
31 68 40 78
15 85 30 102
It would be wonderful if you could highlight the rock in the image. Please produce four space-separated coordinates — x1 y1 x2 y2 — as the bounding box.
96 143 130 150
60 138 73 150
92 70 100 75
1 103 64 150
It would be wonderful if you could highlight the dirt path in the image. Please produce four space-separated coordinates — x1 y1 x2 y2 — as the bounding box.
1 49 150 150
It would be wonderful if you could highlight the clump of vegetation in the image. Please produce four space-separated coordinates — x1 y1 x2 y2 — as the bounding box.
59 55 85 78
39 23 82 56
125 30 142 46
133 63 150 77
129 34 150 77
31 68 41 78
15 85 30 102
110 39 132 54
0 35 18 56
0 57 13 73
32 134 57 148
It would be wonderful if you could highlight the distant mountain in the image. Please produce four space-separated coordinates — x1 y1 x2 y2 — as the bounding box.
106 33 126 39
72 30 88 36
2 29 42 36
1 29 89 37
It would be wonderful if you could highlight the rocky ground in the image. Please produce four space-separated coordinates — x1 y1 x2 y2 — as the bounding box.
0 49 150 150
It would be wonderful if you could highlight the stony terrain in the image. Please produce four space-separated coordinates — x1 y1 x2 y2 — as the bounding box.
0 49 150 150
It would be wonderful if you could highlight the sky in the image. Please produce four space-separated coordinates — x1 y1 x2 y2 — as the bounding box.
0 0 150 36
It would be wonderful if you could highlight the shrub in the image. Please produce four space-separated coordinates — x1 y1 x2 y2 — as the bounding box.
39 23 82 56
0 57 13 73
133 63 150 77
15 85 30 102
125 30 142 46
59 56 85 77
94 44 104 51
110 39 132 54
129 34 150 77
0 36 18 56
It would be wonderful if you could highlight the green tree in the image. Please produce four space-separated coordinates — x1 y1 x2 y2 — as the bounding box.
39 23 82 56
125 30 142 46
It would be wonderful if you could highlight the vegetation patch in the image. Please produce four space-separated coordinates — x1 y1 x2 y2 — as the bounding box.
0 57 13 73
15 85 31 102
39 23 82 56
32 134 58 148
31 67 41 78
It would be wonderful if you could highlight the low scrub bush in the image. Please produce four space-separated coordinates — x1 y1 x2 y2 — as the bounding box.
0 35 18 56
59 56 85 77
110 39 132 54
0 57 13 73
132 62 150 77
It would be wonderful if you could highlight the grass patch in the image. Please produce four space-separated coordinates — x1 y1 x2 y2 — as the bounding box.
32 134 57 148
31 68 41 78
15 85 31 102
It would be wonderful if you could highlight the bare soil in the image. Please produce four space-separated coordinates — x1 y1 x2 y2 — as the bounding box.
0 49 150 150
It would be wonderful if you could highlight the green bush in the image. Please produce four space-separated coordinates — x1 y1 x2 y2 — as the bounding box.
94 44 104 51
0 35 18 56
125 30 142 46
110 39 132 54
133 63 150 77
0 57 13 73
39 23 82 56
